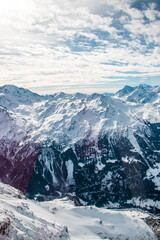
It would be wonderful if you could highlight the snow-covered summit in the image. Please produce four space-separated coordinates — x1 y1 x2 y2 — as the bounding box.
115 84 160 104
0 85 41 110
0 85 40 98
115 85 134 97
114 84 160 123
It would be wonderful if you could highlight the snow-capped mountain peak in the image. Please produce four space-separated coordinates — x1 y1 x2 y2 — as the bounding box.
0 85 41 110
114 84 160 104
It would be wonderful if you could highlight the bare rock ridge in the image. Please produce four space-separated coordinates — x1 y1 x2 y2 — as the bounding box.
0 84 160 213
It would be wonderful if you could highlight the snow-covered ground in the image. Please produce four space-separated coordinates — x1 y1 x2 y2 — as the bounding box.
0 182 157 240
0 182 69 240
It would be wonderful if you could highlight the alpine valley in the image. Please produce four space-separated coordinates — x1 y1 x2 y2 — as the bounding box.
0 84 160 214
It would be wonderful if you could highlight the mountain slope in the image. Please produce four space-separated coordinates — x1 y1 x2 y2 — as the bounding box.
0 182 69 240
0 84 160 213
0 182 157 240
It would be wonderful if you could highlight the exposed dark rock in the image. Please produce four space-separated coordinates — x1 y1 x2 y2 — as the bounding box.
145 217 160 239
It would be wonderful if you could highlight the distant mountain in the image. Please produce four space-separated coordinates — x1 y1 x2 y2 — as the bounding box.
0 84 160 213
114 84 160 104
103 92 114 96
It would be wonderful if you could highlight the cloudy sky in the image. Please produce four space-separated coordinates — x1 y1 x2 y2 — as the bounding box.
0 0 160 94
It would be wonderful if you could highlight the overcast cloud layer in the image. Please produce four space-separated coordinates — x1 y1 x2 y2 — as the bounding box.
0 0 160 93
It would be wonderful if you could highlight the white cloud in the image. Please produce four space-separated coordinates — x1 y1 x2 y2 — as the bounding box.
0 0 160 93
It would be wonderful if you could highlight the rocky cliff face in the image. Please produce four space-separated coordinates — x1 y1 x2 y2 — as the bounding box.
0 84 160 213
27 122 160 213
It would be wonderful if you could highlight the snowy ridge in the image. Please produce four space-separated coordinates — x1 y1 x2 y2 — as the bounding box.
0 182 157 240
0 84 155 148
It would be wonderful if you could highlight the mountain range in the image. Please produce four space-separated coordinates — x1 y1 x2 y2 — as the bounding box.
0 84 160 213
